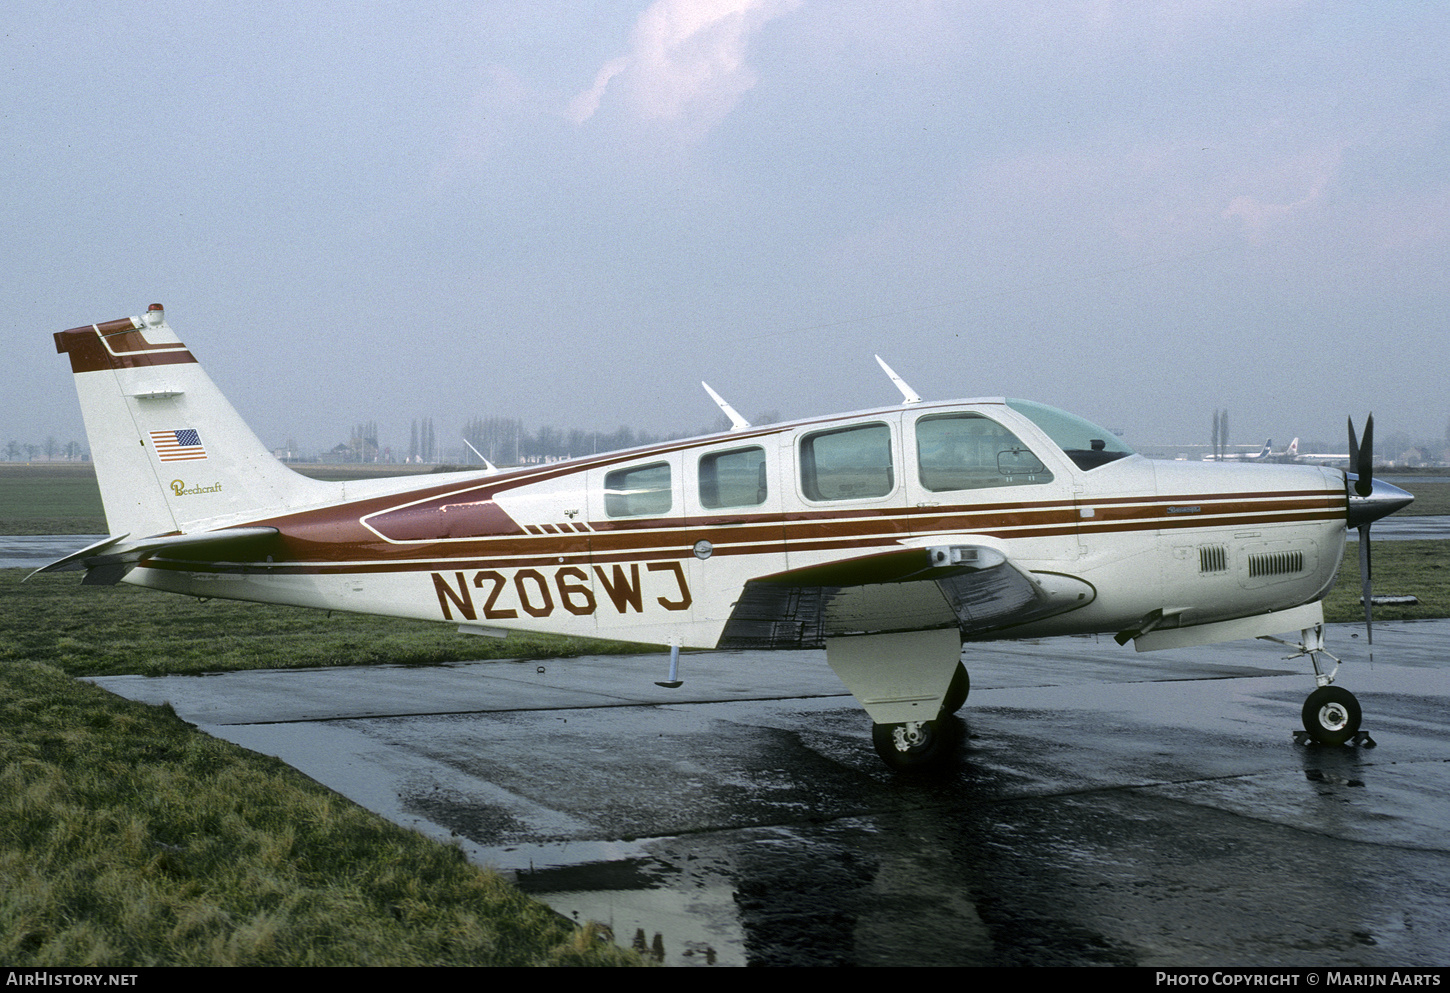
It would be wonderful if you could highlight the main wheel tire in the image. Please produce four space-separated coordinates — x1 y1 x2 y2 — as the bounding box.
872 718 957 772
940 663 970 715
1302 686 1362 746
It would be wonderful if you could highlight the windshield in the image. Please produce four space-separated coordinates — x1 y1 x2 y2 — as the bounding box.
1006 399 1134 471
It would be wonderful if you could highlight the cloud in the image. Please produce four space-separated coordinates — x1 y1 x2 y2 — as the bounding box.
1221 147 1340 239
567 0 800 129
568 57 632 124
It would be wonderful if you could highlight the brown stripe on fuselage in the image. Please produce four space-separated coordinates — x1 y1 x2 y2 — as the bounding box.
165 483 1346 578
1086 508 1344 536
142 505 1345 578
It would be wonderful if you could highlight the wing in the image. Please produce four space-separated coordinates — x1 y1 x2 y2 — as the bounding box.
717 541 1094 649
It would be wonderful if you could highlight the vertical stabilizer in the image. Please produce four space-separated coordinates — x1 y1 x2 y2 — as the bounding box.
55 305 335 537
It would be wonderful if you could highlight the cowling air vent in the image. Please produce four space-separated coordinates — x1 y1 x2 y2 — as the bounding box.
1199 545 1228 573
1248 550 1304 578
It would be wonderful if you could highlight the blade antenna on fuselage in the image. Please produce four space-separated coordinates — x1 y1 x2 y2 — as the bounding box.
874 355 922 404
702 382 751 431
463 438 499 473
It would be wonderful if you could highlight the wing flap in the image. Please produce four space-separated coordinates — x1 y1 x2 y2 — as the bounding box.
718 543 1094 649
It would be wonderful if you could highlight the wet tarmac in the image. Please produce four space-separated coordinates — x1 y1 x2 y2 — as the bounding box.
87 620 1450 967
0 534 106 569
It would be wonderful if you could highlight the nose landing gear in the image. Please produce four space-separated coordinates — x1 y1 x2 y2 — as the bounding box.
1265 623 1375 748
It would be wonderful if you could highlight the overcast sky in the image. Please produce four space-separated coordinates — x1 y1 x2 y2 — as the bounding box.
6 1 1447 457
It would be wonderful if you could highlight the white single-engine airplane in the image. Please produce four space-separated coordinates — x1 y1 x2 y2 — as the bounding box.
39 306 1414 771
1203 438 1274 462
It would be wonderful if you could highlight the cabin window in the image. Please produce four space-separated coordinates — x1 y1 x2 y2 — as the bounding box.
699 446 767 509
604 462 672 517
800 423 894 501
916 413 1053 491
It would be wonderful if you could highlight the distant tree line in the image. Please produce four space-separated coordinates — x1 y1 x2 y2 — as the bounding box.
3 438 87 461
461 417 674 465
326 408 785 466
409 411 783 467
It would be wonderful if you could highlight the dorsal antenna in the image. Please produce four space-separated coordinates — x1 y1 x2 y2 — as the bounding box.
702 381 750 430
462 438 499 473
874 355 922 404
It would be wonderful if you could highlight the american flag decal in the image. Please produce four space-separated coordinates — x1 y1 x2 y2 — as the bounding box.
150 428 207 461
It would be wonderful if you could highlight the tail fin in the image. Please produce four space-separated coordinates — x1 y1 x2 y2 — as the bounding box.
55 304 334 537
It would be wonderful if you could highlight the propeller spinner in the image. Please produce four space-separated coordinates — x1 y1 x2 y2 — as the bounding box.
1345 414 1414 644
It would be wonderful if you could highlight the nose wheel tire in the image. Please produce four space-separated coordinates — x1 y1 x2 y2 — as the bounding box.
1302 686 1362 746
872 718 957 772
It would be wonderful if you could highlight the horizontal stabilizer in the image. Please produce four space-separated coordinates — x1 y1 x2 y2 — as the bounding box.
25 533 134 577
27 527 279 585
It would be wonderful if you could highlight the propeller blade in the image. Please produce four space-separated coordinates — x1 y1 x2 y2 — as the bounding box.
1359 522 1373 645
1348 412 1387 643
1359 414 1375 496
1349 414 1375 497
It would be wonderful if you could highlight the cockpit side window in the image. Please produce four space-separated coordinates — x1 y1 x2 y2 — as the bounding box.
604 462 672 517
699 446 767 509
800 423 894 501
916 413 1053 491
1005 399 1134 471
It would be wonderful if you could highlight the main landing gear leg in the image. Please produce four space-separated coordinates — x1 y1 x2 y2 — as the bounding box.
1263 623 1372 748
825 629 965 772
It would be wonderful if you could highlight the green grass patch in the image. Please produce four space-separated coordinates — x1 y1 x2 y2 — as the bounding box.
0 464 106 535
0 661 639 966
1322 539 1450 623
1 570 660 678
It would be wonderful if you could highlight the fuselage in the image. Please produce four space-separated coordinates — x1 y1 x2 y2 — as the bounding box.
127 397 1349 649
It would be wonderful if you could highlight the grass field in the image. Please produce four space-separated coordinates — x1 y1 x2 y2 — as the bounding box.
0 658 637 966
1322 539 1450 622
0 463 107 534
